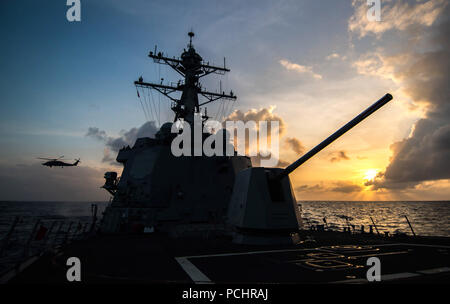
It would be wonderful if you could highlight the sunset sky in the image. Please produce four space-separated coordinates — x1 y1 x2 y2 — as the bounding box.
0 0 449 201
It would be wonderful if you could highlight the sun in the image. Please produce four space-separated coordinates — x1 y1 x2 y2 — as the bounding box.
364 169 378 181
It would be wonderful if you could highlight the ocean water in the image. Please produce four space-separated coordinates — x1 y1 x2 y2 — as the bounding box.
301 201 450 237
0 201 449 239
0 201 109 243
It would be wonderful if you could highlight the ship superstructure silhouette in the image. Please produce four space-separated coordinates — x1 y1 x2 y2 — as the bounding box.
99 32 390 245
5 33 450 285
100 32 258 239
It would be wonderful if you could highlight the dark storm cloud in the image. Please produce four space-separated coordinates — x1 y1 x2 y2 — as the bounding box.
0 163 108 201
370 19 450 190
329 150 350 162
86 121 158 163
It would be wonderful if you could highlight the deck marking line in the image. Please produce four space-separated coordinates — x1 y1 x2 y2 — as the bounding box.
179 247 321 259
175 257 213 284
174 243 448 284
178 243 448 260
381 272 420 281
346 250 410 259
343 243 450 249
395 243 450 249
0 255 41 284
417 267 450 275
330 278 368 284
331 272 420 284
332 267 450 284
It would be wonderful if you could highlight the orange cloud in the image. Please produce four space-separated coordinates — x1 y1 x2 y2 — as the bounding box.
279 59 322 79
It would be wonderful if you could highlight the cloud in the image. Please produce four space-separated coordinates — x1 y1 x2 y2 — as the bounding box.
250 155 290 168
352 51 412 82
329 150 350 162
277 159 290 167
326 53 340 60
226 106 286 155
284 137 305 154
376 21 450 189
296 183 325 192
226 106 286 137
351 3 450 190
226 107 306 167
330 181 363 193
0 163 109 201
101 148 118 166
296 181 362 193
86 127 107 141
89 110 295 168
279 59 322 79
349 0 447 38
105 121 159 152
86 121 159 163
364 171 417 190
226 106 286 166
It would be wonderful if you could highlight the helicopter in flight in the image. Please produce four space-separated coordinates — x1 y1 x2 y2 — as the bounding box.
37 156 81 168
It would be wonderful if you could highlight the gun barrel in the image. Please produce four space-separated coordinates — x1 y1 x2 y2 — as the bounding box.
275 93 393 180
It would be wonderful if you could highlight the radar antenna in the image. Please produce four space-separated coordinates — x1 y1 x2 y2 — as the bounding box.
134 32 236 126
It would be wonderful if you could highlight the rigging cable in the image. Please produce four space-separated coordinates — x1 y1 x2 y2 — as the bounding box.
137 87 149 121
149 87 160 126
219 99 226 121
158 65 162 124
144 87 153 121
146 86 157 125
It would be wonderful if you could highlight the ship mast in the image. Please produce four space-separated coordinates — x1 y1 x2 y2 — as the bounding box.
135 32 236 126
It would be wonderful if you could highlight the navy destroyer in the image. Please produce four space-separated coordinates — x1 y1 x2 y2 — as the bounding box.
3 33 450 284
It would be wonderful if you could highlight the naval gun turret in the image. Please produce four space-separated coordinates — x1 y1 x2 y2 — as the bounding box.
227 94 393 244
